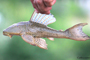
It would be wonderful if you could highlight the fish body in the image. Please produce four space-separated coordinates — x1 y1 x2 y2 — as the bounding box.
3 11 90 49
3 21 66 38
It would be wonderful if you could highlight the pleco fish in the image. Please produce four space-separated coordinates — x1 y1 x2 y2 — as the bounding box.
3 11 90 49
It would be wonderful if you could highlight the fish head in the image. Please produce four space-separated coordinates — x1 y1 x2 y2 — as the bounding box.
3 23 22 38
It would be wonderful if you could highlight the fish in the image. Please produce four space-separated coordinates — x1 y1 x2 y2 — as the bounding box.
3 11 90 49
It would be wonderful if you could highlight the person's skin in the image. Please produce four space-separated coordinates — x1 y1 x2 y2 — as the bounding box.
30 0 56 14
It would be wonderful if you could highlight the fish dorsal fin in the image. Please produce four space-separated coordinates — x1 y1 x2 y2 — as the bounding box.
21 34 47 49
30 11 56 25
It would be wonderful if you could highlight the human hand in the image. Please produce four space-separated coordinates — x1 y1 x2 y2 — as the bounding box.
30 0 56 14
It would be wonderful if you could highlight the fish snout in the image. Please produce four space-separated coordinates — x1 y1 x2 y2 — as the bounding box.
3 30 8 36
3 30 12 38
3 30 9 36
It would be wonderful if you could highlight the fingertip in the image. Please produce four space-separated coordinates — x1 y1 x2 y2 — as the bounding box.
52 0 56 5
50 0 56 6
43 0 56 7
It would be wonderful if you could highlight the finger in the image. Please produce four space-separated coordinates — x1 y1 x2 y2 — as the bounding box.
33 0 41 13
43 0 53 7
37 6 52 14
41 11 50 14
32 0 52 14
51 0 56 5
36 7 51 14
43 0 56 7
35 0 44 13
30 0 33 3
35 0 52 13
34 0 45 13
42 7 52 13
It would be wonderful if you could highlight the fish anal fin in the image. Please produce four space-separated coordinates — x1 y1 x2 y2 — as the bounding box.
47 38 54 41
21 34 47 49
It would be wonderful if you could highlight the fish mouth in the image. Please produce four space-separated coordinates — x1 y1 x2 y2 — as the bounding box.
3 31 12 38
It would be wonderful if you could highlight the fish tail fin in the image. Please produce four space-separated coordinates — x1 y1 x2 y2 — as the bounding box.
64 23 90 41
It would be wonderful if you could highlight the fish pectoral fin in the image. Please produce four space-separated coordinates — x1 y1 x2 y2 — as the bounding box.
47 38 54 41
21 34 36 46
21 34 47 49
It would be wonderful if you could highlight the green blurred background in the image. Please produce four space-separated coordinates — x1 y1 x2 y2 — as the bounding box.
0 0 90 60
